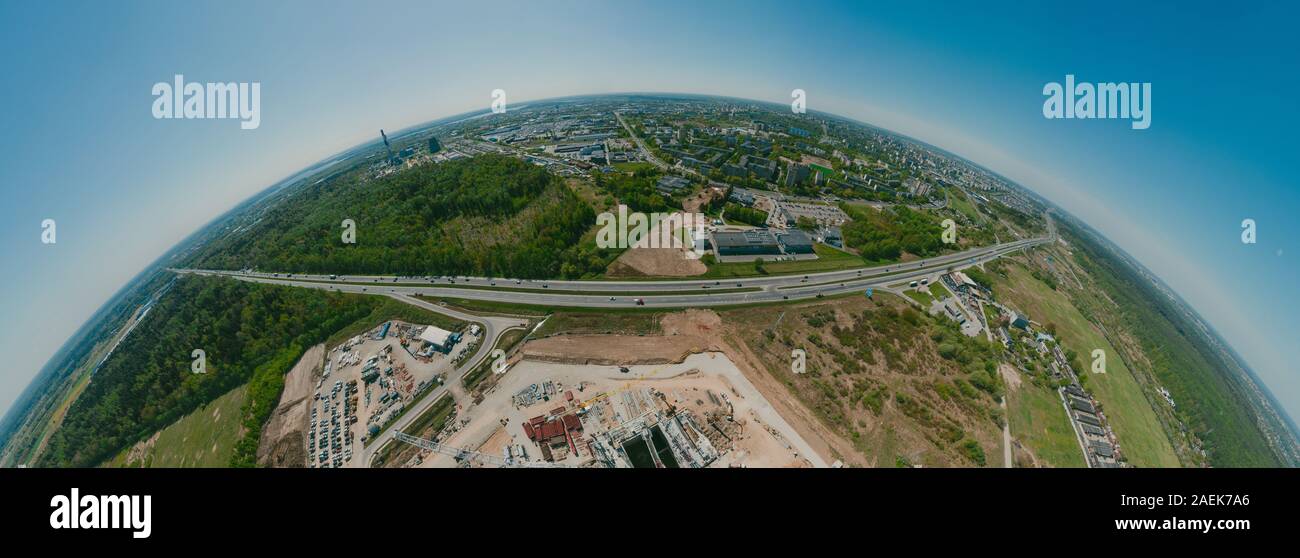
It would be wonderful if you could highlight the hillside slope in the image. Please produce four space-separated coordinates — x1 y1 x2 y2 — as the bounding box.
187 154 603 279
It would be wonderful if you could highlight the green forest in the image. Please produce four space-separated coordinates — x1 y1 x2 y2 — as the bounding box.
840 205 945 262
723 203 768 227
592 167 675 213
38 275 382 467
1063 222 1284 467
188 154 600 279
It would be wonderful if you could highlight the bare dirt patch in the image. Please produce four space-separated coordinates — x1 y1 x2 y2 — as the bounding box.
682 187 723 213
999 363 1023 392
711 320 846 467
606 248 706 277
522 334 709 365
258 343 325 467
524 309 723 365
122 431 161 467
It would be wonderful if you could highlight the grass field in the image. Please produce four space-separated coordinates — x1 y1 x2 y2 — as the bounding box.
946 189 982 223
1007 382 1087 467
702 243 864 278
612 161 656 174
108 385 248 468
535 311 663 338
927 282 952 301
995 264 1179 467
904 288 934 306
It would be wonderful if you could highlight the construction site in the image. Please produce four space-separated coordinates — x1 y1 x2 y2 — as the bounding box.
396 352 827 468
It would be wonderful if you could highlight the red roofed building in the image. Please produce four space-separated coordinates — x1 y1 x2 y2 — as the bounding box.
539 419 566 444
561 413 582 433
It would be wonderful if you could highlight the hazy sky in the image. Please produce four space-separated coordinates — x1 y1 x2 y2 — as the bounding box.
1 1 1296 422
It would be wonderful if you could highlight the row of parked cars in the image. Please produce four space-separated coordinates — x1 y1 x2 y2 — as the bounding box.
308 379 358 468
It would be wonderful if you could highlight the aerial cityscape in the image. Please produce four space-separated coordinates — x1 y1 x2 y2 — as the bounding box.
1 0 1296 544
4 93 1293 472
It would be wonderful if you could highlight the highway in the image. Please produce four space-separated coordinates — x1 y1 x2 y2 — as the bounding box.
174 235 1050 309
171 233 1051 468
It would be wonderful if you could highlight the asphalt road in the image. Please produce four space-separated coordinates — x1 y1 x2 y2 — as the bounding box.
172 234 1050 466
359 293 528 466
175 235 1050 309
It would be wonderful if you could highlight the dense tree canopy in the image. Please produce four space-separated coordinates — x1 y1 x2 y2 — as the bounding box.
724 203 768 227
189 154 598 279
841 205 944 262
593 168 674 213
38 276 380 467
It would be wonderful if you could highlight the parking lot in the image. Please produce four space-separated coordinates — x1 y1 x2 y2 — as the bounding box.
306 320 480 468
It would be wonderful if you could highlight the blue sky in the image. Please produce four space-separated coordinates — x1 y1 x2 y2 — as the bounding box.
0 0 1296 421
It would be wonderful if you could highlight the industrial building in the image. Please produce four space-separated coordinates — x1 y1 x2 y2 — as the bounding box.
655 175 691 195
418 325 461 354
711 229 781 257
776 229 815 254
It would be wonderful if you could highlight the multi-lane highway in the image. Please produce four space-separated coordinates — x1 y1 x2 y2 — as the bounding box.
172 234 1050 467
174 235 1050 309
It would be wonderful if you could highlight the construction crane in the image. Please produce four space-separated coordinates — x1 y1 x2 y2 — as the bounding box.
391 431 570 468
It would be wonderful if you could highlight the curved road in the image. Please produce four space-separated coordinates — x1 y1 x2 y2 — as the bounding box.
175 235 1050 308
361 293 528 467
174 234 1051 467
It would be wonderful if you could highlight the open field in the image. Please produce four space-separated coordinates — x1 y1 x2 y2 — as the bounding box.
108 385 248 468
612 161 656 174
535 312 663 338
994 264 1179 467
719 295 1007 467
946 189 982 223
605 248 707 277
927 282 952 300
1006 380 1086 467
